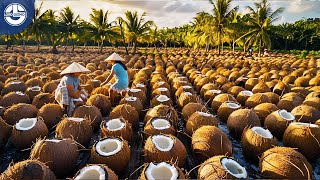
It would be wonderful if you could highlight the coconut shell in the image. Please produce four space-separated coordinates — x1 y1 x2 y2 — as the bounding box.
211 93 237 112
302 97 320 110
227 86 245 97
37 104 63 129
32 93 55 109
144 118 176 138
43 81 58 94
263 92 280 105
227 109 261 138
144 134 187 167
55 117 93 146
1 81 28 95
259 147 312 179
144 104 179 127
109 104 139 130
291 105 320 123
181 103 208 120
217 101 241 122
151 88 171 99
174 85 195 98
0 91 31 108
241 127 278 162
200 83 218 97
245 93 271 109
0 160 56 180
30 138 79 177
73 105 103 130
192 126 233 163
73 164 118 180
139 162 187 180
0 117 11 148
90 137 131 173
12 118 48 149
252 82 271 93
101 118 133 142
150 95 173 108
277 92 304 111
177 92 199 110
127 88 147 104
283 123 320 160
3 103 38 125
245 78 259 90
236 91 253 106
186 112 218 136
86 94 112 117
253 103 279 125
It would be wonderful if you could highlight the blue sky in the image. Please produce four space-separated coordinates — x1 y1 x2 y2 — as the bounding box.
37 0 320 28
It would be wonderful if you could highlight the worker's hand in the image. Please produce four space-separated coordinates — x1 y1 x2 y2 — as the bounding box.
74 90 81 98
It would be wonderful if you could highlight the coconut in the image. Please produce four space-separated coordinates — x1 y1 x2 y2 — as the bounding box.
3 103 38 125
132 83 147 93
32 93 55 109
175 85 195 98
291 105 320 123
0 117 11 148
277 93 304 111
55 117 93 146
144 104 179 127
25 78 44 87
217 101 241 122
211 93 237 112
151 88 171 99
37 104 63 129
43 81 58 94
198 156 248 179
241 127 278 162
181 103 208 120
227 109 261 138
140 162 186 180
177 92 199 110
264 110 296 139
186 112 218 136
236 90 253 106
144 118 176 138
144 134 187 167
12 118 48 149
302 97 320 110
90 137 130 173
86 94 111 117
283 122 320 160
127 88 147 104
227 86 245 97
30 138 79 177
73 164 118 180
1 81 28 95
204 89 222 105
252 82 271 93
192 126 233 162
245 78 259 90
259 147 312 179
101 118 133 142
25 86 42 101
150 95 173 108
0 160 56 180
245 93 271 109
73 105 103 130
200 83 218 97
0 91 30 108
253 103 279 125
109 104 139 130
291 87 310 97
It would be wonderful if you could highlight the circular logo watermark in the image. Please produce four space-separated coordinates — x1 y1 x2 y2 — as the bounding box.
4 3 27 26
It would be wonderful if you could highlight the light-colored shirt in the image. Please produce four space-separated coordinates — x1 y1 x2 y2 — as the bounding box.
63 75 80 92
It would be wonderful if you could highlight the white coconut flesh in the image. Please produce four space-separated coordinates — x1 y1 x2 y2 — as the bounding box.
152 135 174 152
96 138 122 156
15 118 37 131
106 119 125 131
183 86 192 89
136 83 145 88
197 111 212 117
291 122 318 128
158 88 168 92
145 162 178 180
75 165 106 180
29 86 41 91
221 158 247 178
151 118 171 130
241 91 253 96
208 90 221 94
157 95 170 102
68 117 85 122
45 139 62 143
10 81 21 85
183 92 192 96
278 110 295 121
251 127 273 139
157 81 166 86
125 96 137 102
15 91 25 96
130 89 141 93
226 102 241 109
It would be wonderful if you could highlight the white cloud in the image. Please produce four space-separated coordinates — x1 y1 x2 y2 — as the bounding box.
287 0 320 13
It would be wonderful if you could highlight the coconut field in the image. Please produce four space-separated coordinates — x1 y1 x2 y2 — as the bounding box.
0 47 319 179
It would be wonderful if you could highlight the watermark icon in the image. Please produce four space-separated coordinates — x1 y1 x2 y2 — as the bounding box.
4 3 27 26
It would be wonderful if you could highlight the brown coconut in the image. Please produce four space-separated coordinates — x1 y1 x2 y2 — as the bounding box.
245 78 259 90
186 111 218 136
200 83 218 97
119 96 144 114
100 118 133 142
140 162 187 180
204 89 222 105
245 93 271 109
144 104 179 127
302 97 320 110
252 82 271 93
291 105 320 123
86 94 112 117
273 81 290 95
236 90 253 106
3 103 38 125
151 88 171 99
0 117 11 148
73 164 118 180
109 104 139 130
32 93 55 109
1 81 28 95
43 81 58 94
127 88 147 104
0 91 30 108
227 86 245 97
253 103 279 125
177 92 199 110
73 105 103 130
37 104 63 129
150 95 173 108
181 103 208 120
263 92 280 105
211 93 237 112
217 101 241 122
192 126 233 163
277 92 304 111
264 110 296 139
144 117 176 138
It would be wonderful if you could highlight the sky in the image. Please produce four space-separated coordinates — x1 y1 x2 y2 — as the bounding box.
36 0 320 28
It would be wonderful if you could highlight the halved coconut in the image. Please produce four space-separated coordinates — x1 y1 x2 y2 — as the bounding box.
245 93 271 109
236 90 253 106
177 92 199 110
25 86 42 101
259 147 312 179
204 89 222 105
211 93 237 112
90 137 130 173
37 104 63 129
30 138 79 177
119 96 143 114
291 105 320 123
3 103 38 125
241 127 278 162
277 92 304 111
0 91 30 108
144 134 187 167
127 88 147 104
192 126 233 162
144 104 179 127
0 117 11 148
144 118 175 138
12 118 48 149
181 103 208 120
100 118 133 142
32 93 55 109
217 101 241 122
198 156 248 179
74 164 118 180
151 95 173 108
283 122 320 160
109 104 139 130
253 103 279 125
55 117 93 146
73 105 103 130
174 85 195 98
186 111 218 135
200 83 218 97
140 162 186 180
86 94 112 117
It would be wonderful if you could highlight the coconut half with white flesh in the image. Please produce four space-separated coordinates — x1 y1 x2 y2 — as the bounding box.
144 104 179 127
198 156 248 179
236 90 253 106
151 95 173 107
101 118 133 142
119 96 143 114
127 88 147 103
74 164 118 180
12 118 48 149
140 162 187 180
144 118 176 138
90 137 130 173
144 134 187 167
181 103 208 121
217 101 241 122
264 110 295 140
109 104 139 130
186 111 218 135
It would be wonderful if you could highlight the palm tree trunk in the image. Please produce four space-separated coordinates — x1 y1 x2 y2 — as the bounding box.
258 38 262 57
51 44 58 54
100 40 104 52
132 41 137 54
65 37 68 51
232 38 235 54
72 39 75 52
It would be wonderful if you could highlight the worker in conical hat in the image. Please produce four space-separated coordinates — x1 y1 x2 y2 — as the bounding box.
55 62 91 116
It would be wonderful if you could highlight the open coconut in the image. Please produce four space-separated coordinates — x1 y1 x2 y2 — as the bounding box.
303 97 320 110
55 117 93 146
30 138 79 177
175 85 195 98
144 134 187 167
32 93 55 109
4 103 38 125
0 91 30 108
109 104 139 130
73 164 118 180
200 83 218 97
277 92 304 111
152 88 171 99
90 137 130 173
241 127 278 162
291 105 320 123
151 95 173 108
198 155 248 179
217 101 241 122
263 92 280 105
192 126 233 163
264 110 296 139
0 117 11 148
177 92 199 110
245 93 271 109
203 89 222 105
181 103 208 121
25 86 42 101
253 103 279 125
283 122 320 160
86 94 112 117
236 90 253 106
73 105 103 130
127 88 147 104
0 160 56 180
101 118 133 142
140 162 187 180
119 96 144 114
227 109 261 138
12 118 48 149
144 118 176 138
259 147 312 179
273 81 290 95
186 111 218 135
144 104 179 127
37 104 63 129
211 93 237 112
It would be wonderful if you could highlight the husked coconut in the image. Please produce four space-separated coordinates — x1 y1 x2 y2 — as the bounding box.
302 97 320 110
186 111 218 135
291 105 320 123
37 104 63 129
181 103 208 120
144 104 179 127
4 103 38 125
151 95 173 107
25 86 42 101
217 101 241 122
0 91 30 108
253 103 279 125
236 90 253 106
277 92 304 111
204 89 222 105
32 93 55 109
109 104 139 130
119 96 144 113
0 117 11 148
144 118 176 138
100 118 133 142
73 164 118 180
211 93 237 112
177 92 199 110
73 105 103 130
86 94 111 116
245 93 271 109
140 162 187 180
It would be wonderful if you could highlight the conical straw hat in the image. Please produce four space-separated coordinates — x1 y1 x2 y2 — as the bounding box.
60 62 90 75
105 52 125 61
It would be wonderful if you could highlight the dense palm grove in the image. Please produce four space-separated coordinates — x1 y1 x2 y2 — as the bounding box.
0 0 320 55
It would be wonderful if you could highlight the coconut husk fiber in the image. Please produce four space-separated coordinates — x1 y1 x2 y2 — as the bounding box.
245 93 271 109
37 104 63 129
0 117 11 148
109 104 139 130
86 94 112 117
177 92 199 110
73 105 103 130
144 104 179 127
73 164 118 180
302 97 320 110
181 103 208 120
291 105 320 123
217 101 241 122
211 93 237 112
277 92 304 111
253 103 279 125
32 93 55 109
3 103 38 125
186 112 218 136
0 91 31 108
119 96 144 114
100 118 133 142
